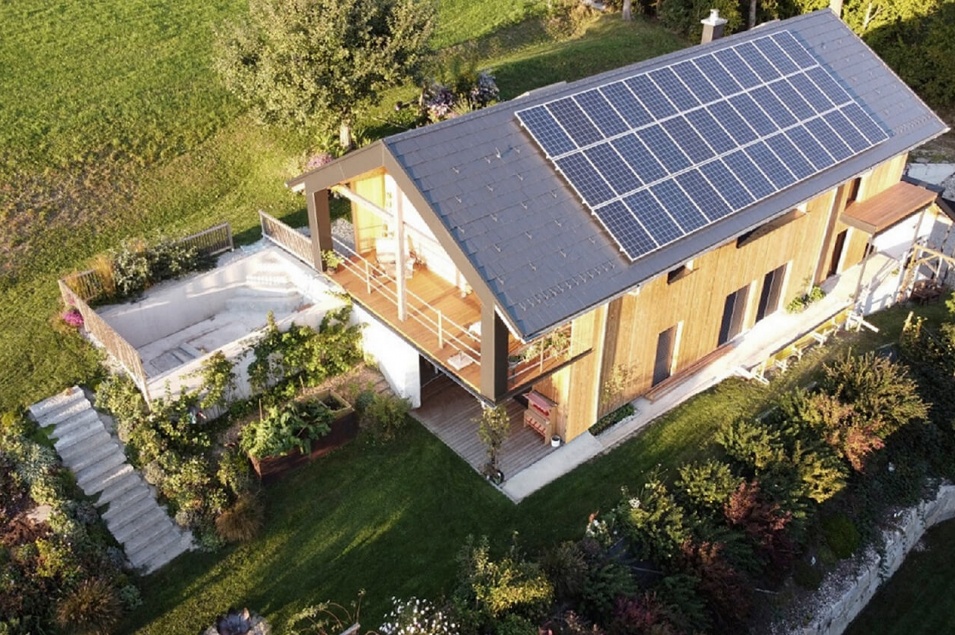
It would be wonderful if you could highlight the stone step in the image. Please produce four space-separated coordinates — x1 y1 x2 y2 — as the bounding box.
28 386 86 421
70 438 123 473
104 489 162 531
35 397 93 428
124 516 180 555
94 470 144 507
75 451 127 488
49 408 101 439
113 506 171 545
101 485 153 524
135 532 191 572
55 425 110 458
81 463 136 496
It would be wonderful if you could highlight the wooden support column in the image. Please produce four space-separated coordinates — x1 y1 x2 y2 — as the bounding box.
852 234 874 310
306 188 333 271
395 190 407 321
480 304 509 400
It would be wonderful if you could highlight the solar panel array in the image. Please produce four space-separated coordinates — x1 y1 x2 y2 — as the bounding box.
515 30 889 261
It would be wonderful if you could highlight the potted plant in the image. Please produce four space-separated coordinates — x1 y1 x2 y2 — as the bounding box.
476 405 510 484
322 250 344 273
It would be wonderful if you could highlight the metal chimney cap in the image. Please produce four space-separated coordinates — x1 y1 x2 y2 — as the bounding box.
701 8 728 25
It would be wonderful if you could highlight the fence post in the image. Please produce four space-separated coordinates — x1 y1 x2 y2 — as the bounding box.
437 310 444 349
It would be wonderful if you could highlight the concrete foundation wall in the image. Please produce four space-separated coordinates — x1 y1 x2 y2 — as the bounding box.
354 305 421 408
777 483 955 635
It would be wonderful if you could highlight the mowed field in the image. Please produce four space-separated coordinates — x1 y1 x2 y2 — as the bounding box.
0 0 684 413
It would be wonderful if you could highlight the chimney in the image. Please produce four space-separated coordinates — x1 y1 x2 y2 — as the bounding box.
829 0 843 18
700 9 727 44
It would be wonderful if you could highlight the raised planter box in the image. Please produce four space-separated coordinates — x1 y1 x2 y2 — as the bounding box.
249 390 357 483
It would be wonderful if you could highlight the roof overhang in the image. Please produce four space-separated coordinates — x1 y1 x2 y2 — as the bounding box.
840 181 939 234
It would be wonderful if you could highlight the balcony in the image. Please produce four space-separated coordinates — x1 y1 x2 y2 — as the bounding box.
328 237 485 392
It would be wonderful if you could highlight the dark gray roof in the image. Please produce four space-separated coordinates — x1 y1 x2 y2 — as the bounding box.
377 11 947 339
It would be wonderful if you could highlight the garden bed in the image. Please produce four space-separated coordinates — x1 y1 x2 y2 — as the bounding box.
248 390 358 483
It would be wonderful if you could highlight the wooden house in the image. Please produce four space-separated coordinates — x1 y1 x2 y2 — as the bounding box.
287 10 949 445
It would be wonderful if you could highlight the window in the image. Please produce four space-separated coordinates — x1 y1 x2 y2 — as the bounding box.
718 284 750 346
756 263 788 322
653 324 679 386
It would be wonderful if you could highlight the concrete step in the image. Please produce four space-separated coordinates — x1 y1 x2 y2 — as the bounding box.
81 463 136 496
104 489 159 529
35 397 93 428
71 439 123 473
124 516 180 555
94 470 144 506
75 451 127 487
135 531 191 572
113 506 171 545
56 426 111 458
28 386 86 421
50 408 101 439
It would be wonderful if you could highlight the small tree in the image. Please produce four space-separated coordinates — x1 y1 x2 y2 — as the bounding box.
477 405 510 479
215 0 436 149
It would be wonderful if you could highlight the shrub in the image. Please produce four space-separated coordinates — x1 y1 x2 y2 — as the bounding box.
111 240 151 298
476 405 510 472
453 536 553 629
677 540 751 629
147 238 200 282
821 513 861 560
215 495 265 543
616 479 688 565
62 308 84 328
360 393 411 444
675 460 741 519
590 404 634 436
54 578 122 635
217 447 255 496
94 374 146 426
539 541 590 604
193 352 236 410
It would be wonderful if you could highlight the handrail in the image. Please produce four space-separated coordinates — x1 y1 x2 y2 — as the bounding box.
179 222 233 257
259 211 315 267
58 279 151 403
332 238 482 360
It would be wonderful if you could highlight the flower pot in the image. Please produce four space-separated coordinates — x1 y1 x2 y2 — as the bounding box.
551 435 562 448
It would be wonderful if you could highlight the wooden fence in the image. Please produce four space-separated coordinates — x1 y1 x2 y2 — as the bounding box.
259 210 316 267
58 279 151 402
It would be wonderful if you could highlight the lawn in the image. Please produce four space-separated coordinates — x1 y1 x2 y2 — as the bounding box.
0 0 685 415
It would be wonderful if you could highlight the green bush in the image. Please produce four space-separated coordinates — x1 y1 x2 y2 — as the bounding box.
616 479 688 565
792 559 824 590
240 401 332 459
821 513 860 560
360 393 411 444
111 240 152 298
590 403 634 435
675 459 741 519
94 374 146 426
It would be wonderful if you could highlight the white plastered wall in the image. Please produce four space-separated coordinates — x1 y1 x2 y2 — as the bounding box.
354 304 422 408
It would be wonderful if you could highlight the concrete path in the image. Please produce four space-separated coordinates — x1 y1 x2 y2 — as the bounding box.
29 386 193 573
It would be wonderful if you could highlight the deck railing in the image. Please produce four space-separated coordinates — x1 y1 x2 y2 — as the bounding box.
259 211 315 267
507 323 574 386
179 222 234 257
332 238 482 363
58 279 151 402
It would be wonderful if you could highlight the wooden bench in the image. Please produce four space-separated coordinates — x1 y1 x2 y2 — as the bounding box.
644 341 736 402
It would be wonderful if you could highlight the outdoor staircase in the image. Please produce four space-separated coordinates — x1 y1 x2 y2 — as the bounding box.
28 386 193 573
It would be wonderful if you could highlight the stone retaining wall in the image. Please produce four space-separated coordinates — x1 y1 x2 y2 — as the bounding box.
777 483 955 635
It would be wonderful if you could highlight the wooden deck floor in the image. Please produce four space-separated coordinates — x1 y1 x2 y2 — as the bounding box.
329 259 484 392
413 375 556 480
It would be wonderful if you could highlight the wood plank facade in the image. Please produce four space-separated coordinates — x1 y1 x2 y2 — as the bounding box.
288 148 937 446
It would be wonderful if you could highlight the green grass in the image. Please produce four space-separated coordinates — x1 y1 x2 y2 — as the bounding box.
0 0 688 414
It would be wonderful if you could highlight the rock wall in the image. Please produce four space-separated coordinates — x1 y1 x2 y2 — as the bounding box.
780 483 955 635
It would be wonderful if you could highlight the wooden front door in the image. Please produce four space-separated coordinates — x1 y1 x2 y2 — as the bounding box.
653 326 677 386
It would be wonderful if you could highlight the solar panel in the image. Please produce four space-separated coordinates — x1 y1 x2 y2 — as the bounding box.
515 28 890 261
624 190 684 244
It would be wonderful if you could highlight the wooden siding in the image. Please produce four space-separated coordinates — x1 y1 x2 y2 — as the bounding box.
600 186 837 410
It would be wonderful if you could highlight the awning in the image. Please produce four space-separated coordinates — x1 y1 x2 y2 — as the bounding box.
841 181 938 234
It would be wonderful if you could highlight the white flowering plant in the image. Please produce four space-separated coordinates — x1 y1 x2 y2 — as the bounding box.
379 597 457 635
